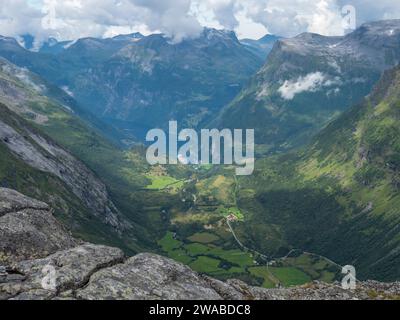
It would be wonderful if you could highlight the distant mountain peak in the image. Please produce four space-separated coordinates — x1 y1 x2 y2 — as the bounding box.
0 35 20 44
240 33 281 60
257 34 281 43
350 19 400 38
359 19 400 31
201 27 238 42
111 33 144 41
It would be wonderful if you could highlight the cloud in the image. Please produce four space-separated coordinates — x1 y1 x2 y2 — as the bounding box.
240 0 400 37
192 0 239 30
133 0 203 42
2 0 203 43
0 0 45 40
278 72 327 100
337 0 400 24
1 0 400 43
278 72 343 100
42 0 203 42
241 0 346 37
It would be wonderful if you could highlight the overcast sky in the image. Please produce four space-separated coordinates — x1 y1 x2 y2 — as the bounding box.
1 0 399 44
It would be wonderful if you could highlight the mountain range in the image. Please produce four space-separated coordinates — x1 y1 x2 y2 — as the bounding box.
240 34 282 60
214 20 400 153
0 28 265 141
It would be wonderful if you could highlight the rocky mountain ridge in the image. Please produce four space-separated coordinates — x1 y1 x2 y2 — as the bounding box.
240 34 281 60
0 188 399 300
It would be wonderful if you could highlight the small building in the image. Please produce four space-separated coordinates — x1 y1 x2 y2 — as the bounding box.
227 214 238 222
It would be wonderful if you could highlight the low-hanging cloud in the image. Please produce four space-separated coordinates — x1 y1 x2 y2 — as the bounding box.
279 72 327 100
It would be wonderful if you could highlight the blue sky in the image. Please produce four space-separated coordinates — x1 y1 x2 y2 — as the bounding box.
1 0 400 44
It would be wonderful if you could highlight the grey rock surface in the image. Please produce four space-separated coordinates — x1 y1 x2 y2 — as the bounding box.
7 244 125 300
0 105 127 230
76 253 224 300
0 188 77 265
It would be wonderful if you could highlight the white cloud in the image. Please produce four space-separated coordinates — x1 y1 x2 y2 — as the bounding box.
241 0 400 37
61 85 74 97
337 0 400 25
1 0 400 43
3 0 203 43
192 0 239 30
0 0 45 40
278 72 343 100
278 72 327 100
241 0 346 37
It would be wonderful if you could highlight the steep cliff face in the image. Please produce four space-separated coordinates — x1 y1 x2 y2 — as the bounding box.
0 60 126 229
0 189 399 301
0 104 126 230
240 34 281 60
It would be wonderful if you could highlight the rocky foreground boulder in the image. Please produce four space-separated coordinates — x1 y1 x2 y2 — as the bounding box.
0 188 77 264
0 188 399 300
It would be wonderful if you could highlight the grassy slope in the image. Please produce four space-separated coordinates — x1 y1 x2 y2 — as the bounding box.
236 66 400 281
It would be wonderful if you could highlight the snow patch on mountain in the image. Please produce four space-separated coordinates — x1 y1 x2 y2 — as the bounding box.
61 86 74 97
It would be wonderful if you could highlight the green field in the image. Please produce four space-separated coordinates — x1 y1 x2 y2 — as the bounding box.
158 232 182 252
185 243 211 256
187 232 220 244
146 175 184 190
158 231 252 277
168 249 194 265
248 267 277 288
207 248 254 268
190 256 222 273
285 255 338 282
269 267 312 287
249 266 311 288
